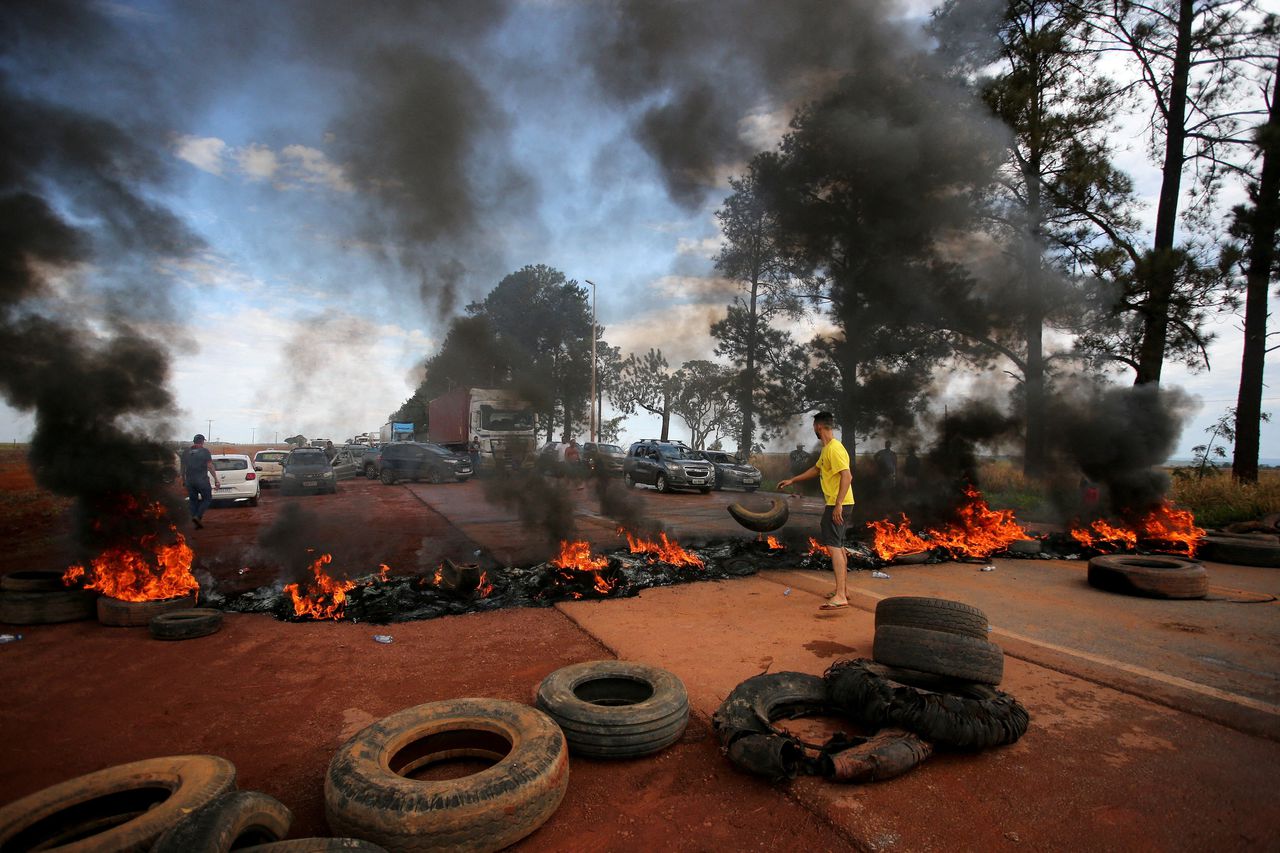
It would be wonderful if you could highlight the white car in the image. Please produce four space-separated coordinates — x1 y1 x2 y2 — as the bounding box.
253 449 288 487
211 454 261 506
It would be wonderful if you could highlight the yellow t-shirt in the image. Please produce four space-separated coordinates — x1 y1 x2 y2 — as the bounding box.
816 439 855 506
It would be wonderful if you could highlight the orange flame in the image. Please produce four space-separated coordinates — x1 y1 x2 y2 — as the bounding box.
433 564 444 586
868 486 1028 561
765 535 784 550
867 515 930 561
376 564 391 582
807 537 826 557
618 528 704 568
1070 501 1204 556
284 553 357 620
477 570 494 598
61 499 198 602
551 540 617 595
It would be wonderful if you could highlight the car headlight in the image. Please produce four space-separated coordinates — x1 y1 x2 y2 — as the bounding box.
322 471 334 478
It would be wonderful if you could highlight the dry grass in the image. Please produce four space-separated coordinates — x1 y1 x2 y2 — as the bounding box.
1170 470 1280 527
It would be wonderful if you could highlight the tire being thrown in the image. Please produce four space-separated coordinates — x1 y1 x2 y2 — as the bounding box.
535 660 689 758
826 659 1029 750
1086 554 1209 598
0 589 97 625
151 790 291 853
726 498 790 534
149 608 224 641
872 624 1004 686
875 597 989 640
0 755 236 853
325 698 568 853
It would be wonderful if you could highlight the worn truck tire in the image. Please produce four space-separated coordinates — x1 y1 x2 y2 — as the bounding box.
149 608 224 641
1 570 68 592
726 498 790 534
151 790 292 853
711 672 828 780
0 589 97 625
872 624 1004 685
241 841 389 852
826 659 1029 750
1087 555 1210 598
536 660 689 758
325 698 568 852
1197 536 1280 569
98 592 199 627
875 597 988 640
0 755 236 852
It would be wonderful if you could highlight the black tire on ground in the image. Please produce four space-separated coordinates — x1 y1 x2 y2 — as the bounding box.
825 658 1029 750
428 468 445 484
872 624 1004 685
726 498 790 534
0 589 97 624
1086 554 1210 598
655 473 669 494
624 473 636 489
325 698 569 852
875 597 989 640
98 592 199 628
0 755 236 852
1196 536 1280 568
711 672 828 780
149 608 224 641
240 841 388 852
536 660 689 759
151 790 292 853
379 470 395 485
0 570 67 593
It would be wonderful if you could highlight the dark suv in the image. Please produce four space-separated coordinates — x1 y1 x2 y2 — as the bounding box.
623 440 714 494
378 442 473 484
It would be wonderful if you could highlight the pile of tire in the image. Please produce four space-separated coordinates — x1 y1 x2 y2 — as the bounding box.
1086 554 1209 599
871 596 1004 685
0 570 96 625
1196 532 1280 569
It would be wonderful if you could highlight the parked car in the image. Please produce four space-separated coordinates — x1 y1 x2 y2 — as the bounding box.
361 445 383 479
378 441 473 484
690 450 762 491
536 441 578 476
281 448 339 495
623 440 714 494
210 454 260 506
582 442 625 475
341 443 377 466
328 449 361 481
252 449 289 487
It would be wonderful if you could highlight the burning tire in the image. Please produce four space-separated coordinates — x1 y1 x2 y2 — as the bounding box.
98 591 199 627
1196 535 1280 568
150 608 224 640
240 841 389 852
0 588 96 624
726 498 790 533
535 660 689 758
151 790 292 852
325 698 568 852
875 597 989 640
0 755 236 852
872 624 1004 686
1086 555 1209 599
825 659 1029 750
0 570 66 592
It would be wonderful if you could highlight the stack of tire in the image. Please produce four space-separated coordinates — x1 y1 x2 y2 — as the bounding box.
0 570 95 625
871 596 1003 687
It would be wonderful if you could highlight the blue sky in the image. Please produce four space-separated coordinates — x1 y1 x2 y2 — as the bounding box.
1 0 1276 463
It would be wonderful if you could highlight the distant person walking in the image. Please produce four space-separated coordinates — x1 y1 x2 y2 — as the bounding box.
469 436 482 475
789 444 811 476
778 412 855 611
565 438 584 490
181 434 220 529
874 439 897 490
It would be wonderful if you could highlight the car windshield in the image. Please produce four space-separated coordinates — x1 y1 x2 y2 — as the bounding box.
598 444 620 453
701 452 729 463
256 452 286 463
289 451 328 465
657 445 696 460
213 458 248 471
479 405 534 431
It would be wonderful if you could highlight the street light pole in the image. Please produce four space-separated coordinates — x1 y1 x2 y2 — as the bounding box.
251 427 256 446
206 419 213 440
584 279 597 443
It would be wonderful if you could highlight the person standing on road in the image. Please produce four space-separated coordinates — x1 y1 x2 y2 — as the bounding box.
874 439 897 491
469 436 482 476
564 438 584 490
777 412 855 611
181 434 220 529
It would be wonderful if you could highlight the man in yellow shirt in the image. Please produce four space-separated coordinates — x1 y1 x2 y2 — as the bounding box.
778 412 855 610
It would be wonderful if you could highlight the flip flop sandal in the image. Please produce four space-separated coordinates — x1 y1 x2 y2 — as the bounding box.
819 602 850 611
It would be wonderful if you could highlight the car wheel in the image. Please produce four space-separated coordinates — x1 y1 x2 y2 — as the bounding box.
655 473 669 494
428 468 445 485
624 472 636 489
380 470 395 485
364 464 375 479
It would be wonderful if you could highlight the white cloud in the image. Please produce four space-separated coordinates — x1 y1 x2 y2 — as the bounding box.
282 144 354 193
606 302 728 366
676 236 720 258
173 135 228 175
236 144 279 181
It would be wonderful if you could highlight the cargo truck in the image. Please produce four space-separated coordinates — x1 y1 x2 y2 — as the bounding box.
427 387 536 471
380 421 415 445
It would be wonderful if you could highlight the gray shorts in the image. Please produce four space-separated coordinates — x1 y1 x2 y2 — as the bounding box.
820 505 854 547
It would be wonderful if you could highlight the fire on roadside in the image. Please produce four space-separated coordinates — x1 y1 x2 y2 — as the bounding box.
868 486 1028 561
1070 501 1204 556
618 528 704 568
284 552 357 620
477 570 494 598
552 540 616 597
61 496 198 602
807 537 826 557
764 535 784 550
867 515 930 561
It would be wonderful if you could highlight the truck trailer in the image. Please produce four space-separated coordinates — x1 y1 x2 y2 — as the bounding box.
380 421 415 445
427 387 536 471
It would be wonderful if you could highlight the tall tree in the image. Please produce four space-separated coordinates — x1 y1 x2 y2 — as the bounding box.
670 360 742 449
712 152 803 455
1079 0 1266 385
614 349 678 440
1230 44 1280 482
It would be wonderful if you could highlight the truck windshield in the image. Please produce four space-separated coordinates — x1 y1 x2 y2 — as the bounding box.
479 406 534 431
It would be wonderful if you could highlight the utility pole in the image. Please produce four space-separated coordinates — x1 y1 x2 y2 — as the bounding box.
585 279 598 443
206 419 213 440
251 427 256 445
